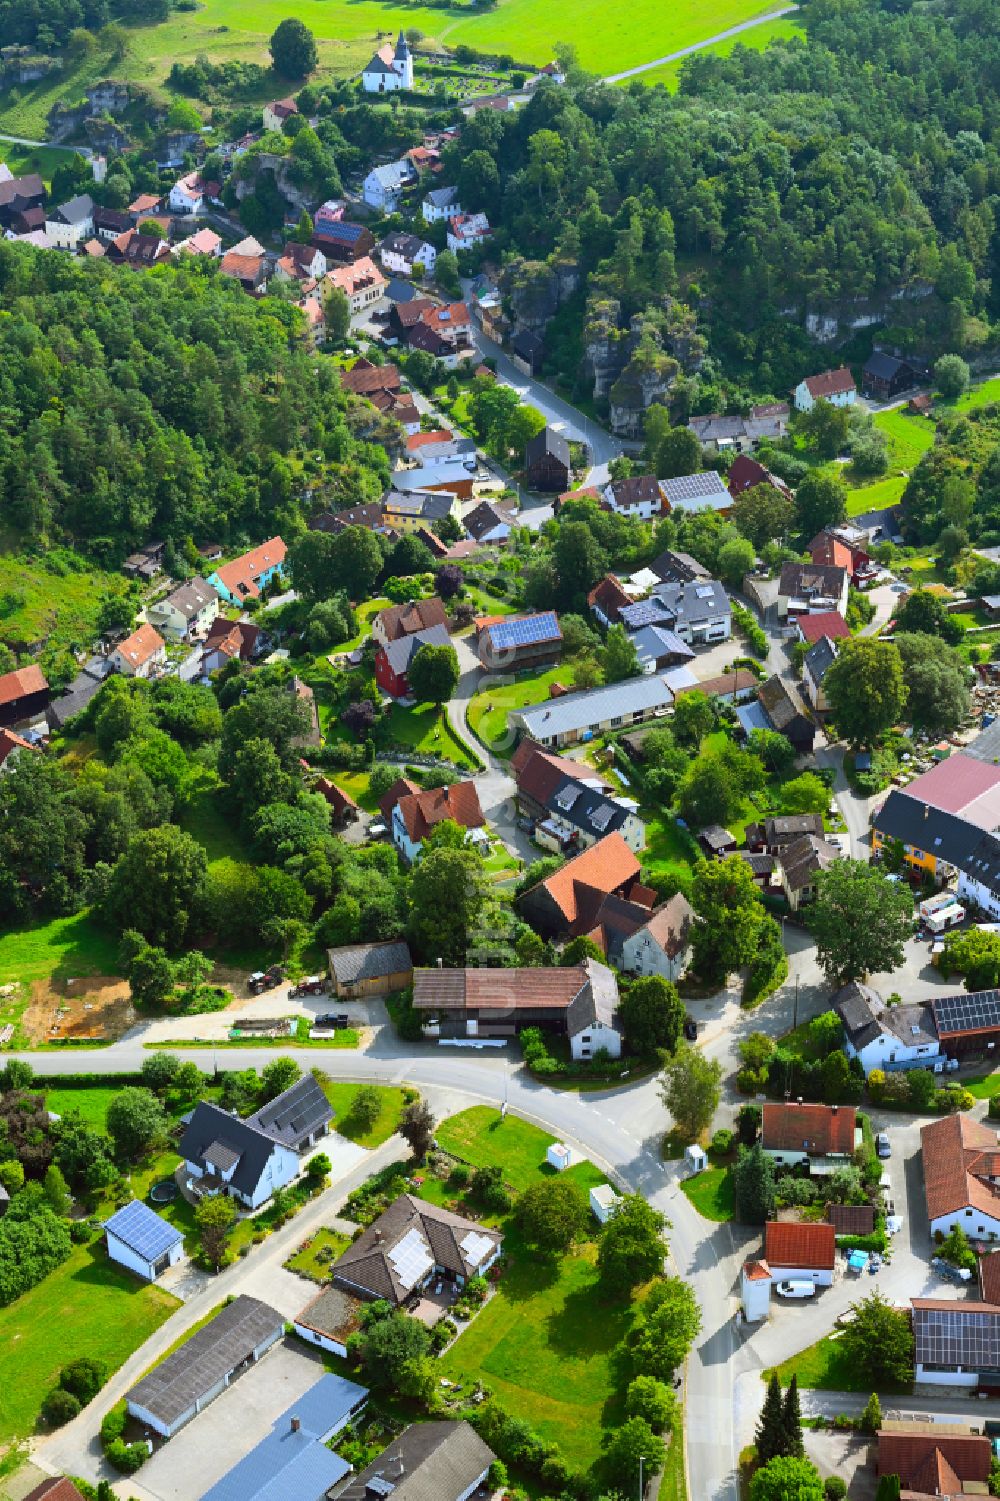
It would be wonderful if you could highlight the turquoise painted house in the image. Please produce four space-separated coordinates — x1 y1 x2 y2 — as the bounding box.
208 536 287 605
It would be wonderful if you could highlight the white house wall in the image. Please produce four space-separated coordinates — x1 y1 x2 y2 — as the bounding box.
293 1322 348 1358
915 1363 978 1388
931 1206 1000 1243
571 1022 621 1061
769 1264 833 1286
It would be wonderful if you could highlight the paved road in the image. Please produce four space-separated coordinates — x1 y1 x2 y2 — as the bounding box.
602 5 798 82
815 743 872 860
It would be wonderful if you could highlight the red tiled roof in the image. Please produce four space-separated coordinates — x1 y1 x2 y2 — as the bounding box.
727 454 789 498
764 1220 835 1270
314 776 358 815
220 250 265 283
0 664 48 708
980 1250 1000 1305
744 1258 771 1281
422 301 470 331
877 1430 990 1488
586 574 631 621
511 740 603 802
340 363 402 397
115 623 164 669
24 1479 88 1501
407 429 453 451
761 1102 856 1155
0 727 34 767
211 537 286 601
395 781 484 844
809 534 854 572
378 778 419 825
376 597 448 642
803 367 856 399
797 611 851 644
921 1112 1000 1223
413 964 591 1011
524 833 641 930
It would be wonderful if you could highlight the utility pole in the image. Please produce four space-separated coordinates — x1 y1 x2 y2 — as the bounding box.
639 1455 645 1499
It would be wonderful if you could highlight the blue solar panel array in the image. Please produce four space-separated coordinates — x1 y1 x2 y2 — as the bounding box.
316 222 365 244
489 612 560 652
104 1198 182 1262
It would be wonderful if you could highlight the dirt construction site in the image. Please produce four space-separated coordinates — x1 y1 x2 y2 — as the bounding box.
18 974 135 1045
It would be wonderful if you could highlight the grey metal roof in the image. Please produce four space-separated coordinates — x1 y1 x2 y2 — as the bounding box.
179 1102 279 1198
52 193 93 224
162 576 216 621
651 579 730 628
247 1074 333 1150
659 470 730 512
104 1199 183 1262
328 940 413 985
425 186 459 208
525 426 571 468
198 1373 365 1501
513 674 676 740
631 624 695 668
128 1296 283 1427
804 634 838 685
382 622 451 676
337 1420 495 1501
864 351 909 381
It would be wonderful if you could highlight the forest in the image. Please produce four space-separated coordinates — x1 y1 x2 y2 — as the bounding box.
0 245 393 562
440 0 999 395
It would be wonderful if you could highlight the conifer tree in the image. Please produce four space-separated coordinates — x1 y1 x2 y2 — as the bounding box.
755 1372 785 1463
781 1373 804 1458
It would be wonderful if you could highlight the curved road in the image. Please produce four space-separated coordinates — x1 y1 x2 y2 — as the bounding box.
602 5 798 83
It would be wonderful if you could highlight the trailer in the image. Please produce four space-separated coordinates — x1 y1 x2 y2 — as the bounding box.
924 903 965 934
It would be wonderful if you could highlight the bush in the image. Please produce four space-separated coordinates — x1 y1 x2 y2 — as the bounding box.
449 1163 470 1187
59 1357 106 1404
41 1388 81 1426
711 1128 735 1155
105 1439 148 1474
825 1477 847 1499
100 1404 126 1446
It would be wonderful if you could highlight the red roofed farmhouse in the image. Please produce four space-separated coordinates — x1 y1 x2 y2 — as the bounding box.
921 1112 1000 1240
0 664 49 727
412 958 621 1057
515 832 652 940
793 366 857 412
384 780 484 861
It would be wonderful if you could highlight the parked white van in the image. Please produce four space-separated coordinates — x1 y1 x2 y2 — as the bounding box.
775 1280 817 1300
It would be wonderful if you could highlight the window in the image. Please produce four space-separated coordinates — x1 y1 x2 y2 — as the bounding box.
611 716 623 728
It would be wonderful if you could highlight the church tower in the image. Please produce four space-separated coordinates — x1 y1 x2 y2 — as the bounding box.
393 30 414 89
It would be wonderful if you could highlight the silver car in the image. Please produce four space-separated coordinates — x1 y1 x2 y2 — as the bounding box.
876 1131 891 1158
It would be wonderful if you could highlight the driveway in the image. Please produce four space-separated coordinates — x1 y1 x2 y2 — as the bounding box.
121 1340 331 1501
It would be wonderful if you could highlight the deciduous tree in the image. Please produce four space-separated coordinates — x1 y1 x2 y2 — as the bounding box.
824 638 906 747
515 1177 588 1252
808 859 914 984
659 1044 722 1140
617 976 686 1056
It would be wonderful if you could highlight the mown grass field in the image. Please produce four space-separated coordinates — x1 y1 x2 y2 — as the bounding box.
437 1105 607 1197
0 1240 178 1444
467 664 569 758
319 1081 408 1148
0 0 786 137
386 701 479 769
765 1330 911 1393
680 1163 734 1221
0 912 120 988
634 15 804 88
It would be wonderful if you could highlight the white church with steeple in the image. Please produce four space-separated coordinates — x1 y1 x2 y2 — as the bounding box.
361 32 414 92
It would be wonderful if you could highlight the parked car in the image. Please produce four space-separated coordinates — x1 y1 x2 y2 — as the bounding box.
775 1280 816 1300
683 1016 698 1041
316 1012 351 1030
876 1131 891 1158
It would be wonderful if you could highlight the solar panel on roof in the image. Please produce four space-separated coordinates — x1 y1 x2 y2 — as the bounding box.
590 805 614 832
933 992 1000 1035
489 613 560 652
105 1199 181 1262
387 1226 433 1290
461 1230 495 1265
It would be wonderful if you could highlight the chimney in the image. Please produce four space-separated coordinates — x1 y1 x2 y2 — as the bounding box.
831 1104 838 1114
374 1228 383 1243
924 803 929 819
290 1416 300 1433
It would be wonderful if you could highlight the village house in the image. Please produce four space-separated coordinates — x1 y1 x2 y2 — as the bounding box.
180 1074 332 1210
510 329 545 375
339 358 401 402
363 158 415 213
872 752 1000 893
413 959 622 1057
331 1194 502 1308
688 402 790 451
327 940 413 1000
110 623 166 679
106 229 171 269
793 366 857 411
200 619 264 675
737 674 815 754
374 621 452 699
515 831 655 940
922 1112 1000 1242
619 579 732 646
0 173 45 230
372 596 448 649
92 204 131 242
808 525 878 584
44 193 94 250
219 249 267 294
763 1221 835 1287
148 577 219 642
522 426 572 492
796 611 850 646
167 170 220 216
128 192 162 220
388 780 485 862
0 665 49 728
877 1419 991 1487
0 727 35 775
336 1423 496 1501
631 625 696 675
801 635 839 713
745 813 825 854
603 473 663 520
465 499 516 546
660 470 732 516
361 31 413 92
381 486 464 530
912 1299 1000 1390
777 561 850 620
103 1200 184 1283
172 227 222 258
778 832 840 910
616 892 695 982
761 1101 859 1171
378 230 436 277
422 184 461 223
325 255 387 315
727 453 793 503
476 611 563 674
208 537 286 604
262 96 297 132
834 980 940 1074
447 212 491 252
527 766 646 857
273 241 327 284
587 574 632 628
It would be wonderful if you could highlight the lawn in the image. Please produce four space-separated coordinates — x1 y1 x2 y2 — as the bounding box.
320 1081 409 1148
946 376 1000 415
680 1163 734 1221
440 1240 640 1471
0 1239 179 1444
337 598 390 655
0 142 80 185
178 781 244 866
965 1073 1000 1100
330 770 380 814
45 1085 120 1128
466 664 570 758
845 474 908 517
641 809 702 888
635 14 803 87
873 408 936 470
285 1226 351 1281
385 701 479 769
765 1331 910 1393
436 1106 608 1198
0 910 122 1050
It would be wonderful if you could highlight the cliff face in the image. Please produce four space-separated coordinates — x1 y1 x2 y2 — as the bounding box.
585 298 704 435
501 256 581 332
232 153 316 216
